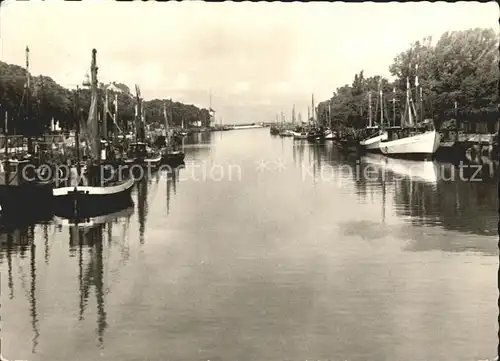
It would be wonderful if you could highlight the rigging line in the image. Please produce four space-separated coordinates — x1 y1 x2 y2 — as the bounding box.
16 87 26 123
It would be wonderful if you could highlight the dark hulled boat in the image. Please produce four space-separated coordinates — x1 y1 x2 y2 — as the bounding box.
159 100 185 167
52 49 134 219
0 47 55 219
123 85 162 173
0 158 54 220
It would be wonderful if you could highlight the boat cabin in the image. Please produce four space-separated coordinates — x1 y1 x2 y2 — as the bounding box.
127 142 149 159
384 120 435 141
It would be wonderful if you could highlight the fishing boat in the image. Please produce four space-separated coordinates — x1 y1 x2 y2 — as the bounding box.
52 49 134 219
159 99 185 167
324 128 335 140
292 129 308 139
0 47 54 218
124 85 162 171
306 94 326 141
379 67 440 158
360 88 389 152
279 129 294 137
270 125 280 135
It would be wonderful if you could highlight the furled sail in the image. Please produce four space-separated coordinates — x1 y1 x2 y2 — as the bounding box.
81 49 101 161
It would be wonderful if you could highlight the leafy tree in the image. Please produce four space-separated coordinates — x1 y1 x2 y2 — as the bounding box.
0 61 211 136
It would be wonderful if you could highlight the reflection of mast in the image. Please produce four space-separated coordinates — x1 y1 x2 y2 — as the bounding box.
28 225 40 353
166 173 172 215
95 231 107 348
173 167 178 195
43 224 49 264
74 224 108 345
137 180 148 244
381 168 386 224
6 233 14 299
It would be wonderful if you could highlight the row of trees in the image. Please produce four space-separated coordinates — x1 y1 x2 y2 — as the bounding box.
0 61 212 135
317 28 499 132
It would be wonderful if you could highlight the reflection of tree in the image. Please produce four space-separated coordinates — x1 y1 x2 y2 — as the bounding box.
393 170 497 236
354 157 497 236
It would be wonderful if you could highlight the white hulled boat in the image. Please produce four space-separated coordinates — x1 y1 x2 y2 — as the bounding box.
379 73 440 158
360 86 392 152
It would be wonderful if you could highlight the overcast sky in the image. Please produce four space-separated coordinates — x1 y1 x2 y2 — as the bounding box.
0 1 497 123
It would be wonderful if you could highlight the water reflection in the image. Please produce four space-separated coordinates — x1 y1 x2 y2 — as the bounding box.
165 165 181 215
358 153 498 237
55 206 135 348
0 226 40 352
136 179 148 244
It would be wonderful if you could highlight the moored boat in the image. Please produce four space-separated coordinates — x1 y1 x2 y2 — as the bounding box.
292 130 308 139
52 49 134 219
324 128 336 140
124 85 162 172
379 125 440 158
378 64 440 159
0 47 55 218
159 100 185 167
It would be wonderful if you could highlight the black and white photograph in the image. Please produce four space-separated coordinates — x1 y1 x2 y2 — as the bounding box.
0 1 498 360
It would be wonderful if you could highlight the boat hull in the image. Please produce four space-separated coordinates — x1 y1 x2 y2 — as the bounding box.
52 178 134 219
379 130 440 159
291 131 308 140
123 155 162 177
360 132 388 152
0 181 54 222
161 150 185 167
324 131 335 140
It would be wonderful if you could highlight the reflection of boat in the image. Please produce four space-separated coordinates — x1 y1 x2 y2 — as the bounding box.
361 153 439 184
53 205 135 227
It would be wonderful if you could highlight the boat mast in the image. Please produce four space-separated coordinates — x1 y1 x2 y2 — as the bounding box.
25 46 33 154
311 94 315 125
392 86 396 127
89 49 101 162
405 77 411 128
328 100 331 129
379 80 384 127
163 101 169 142
134 85 142 142
292 104 295 125
75 86 81 176
368 91 372 128
209 88 212 127
4 110 8 166
307 106 310 126
415 59 420 124
102 87 108 140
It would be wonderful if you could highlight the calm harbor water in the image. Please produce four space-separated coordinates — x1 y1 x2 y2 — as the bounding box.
1 128 498 361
